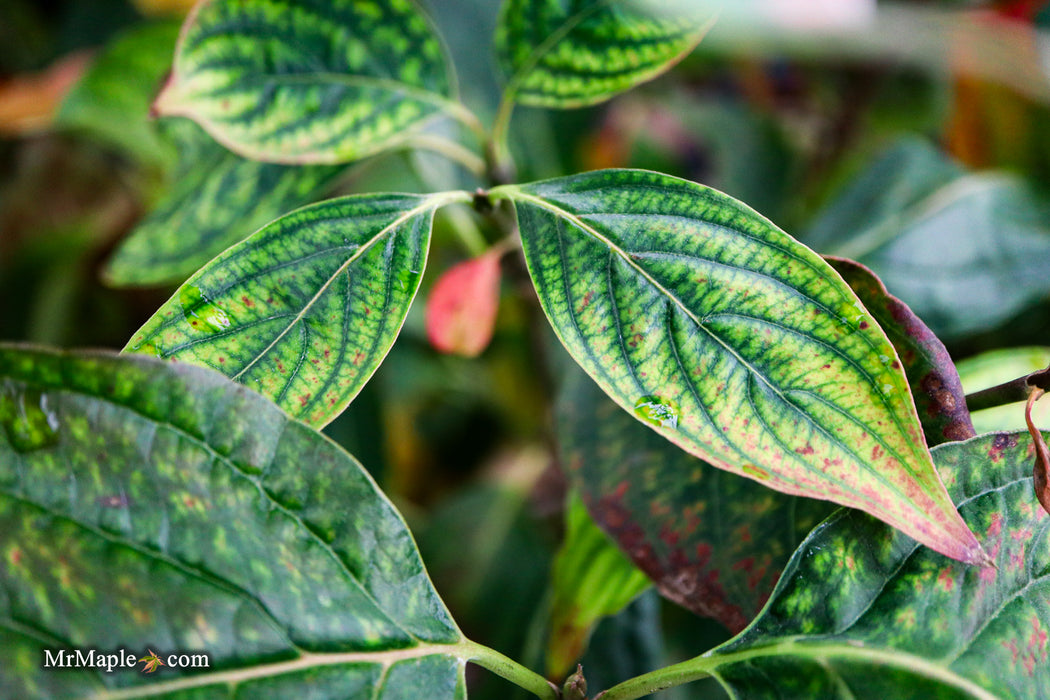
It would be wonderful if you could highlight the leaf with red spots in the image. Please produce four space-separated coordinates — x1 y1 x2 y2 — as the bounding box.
499 169 987 565
603 431 1050 699
557 366 834 632
826 256 975 445
126 191 470 427
425 250 502 357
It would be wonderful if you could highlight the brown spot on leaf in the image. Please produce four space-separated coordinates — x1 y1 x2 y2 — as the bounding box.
990 433 1018 462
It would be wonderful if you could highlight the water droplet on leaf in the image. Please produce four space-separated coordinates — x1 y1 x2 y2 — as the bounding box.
178 285 231 332
634 396 679 429
0 383 61 452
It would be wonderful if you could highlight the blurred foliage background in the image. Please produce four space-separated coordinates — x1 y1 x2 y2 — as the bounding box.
2 0 1050 697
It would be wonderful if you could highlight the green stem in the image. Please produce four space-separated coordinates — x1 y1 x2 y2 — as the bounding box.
441 204 489 257
405 135 487 180
462 640 560 700
444 99 489 146
489 93 518 183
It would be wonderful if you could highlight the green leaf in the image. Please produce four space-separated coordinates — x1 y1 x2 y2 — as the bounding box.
557 365 834 631
125 190 469 427
958 347 1050 434
805 138 1050 340
686 431 1050 699
0 345 467 698
826 256 975 445
546 490 651 678
104 119 344 287
501 168 987 565
495 0 711 108
153 0 466 164
55 21 181 170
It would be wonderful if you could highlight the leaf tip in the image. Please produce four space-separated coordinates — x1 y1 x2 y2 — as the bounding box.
150 69 182 119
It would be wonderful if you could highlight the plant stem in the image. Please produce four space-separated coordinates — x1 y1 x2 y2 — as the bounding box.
489 94 518 184
405 135 488 180
444 99 489 146
462 640 560 700
441 203 490 257
965 364 1050 413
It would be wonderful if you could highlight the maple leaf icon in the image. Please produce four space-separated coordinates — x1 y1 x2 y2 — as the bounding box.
139 649 165 673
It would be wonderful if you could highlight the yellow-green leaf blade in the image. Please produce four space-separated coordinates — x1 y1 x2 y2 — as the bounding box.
125 191 467 427
502 169 985 565
154 0 460 164
495 0 711 108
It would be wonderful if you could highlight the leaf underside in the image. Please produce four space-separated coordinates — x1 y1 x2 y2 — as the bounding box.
557 365 835 633
709 431 1050 699
0 346 464 699
125 192 456 428
496 0 709 108
154 0 457 163
506 168 984 564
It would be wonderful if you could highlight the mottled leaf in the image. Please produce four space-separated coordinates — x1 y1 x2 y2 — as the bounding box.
958 348 1050 434
826 256 974 445
495 0 711 108
153 0 465 164
0 345 468 699
425 249 503 358
125 191 469 427
105 119 343 287
547 490 650 678
557 365 834 631
686 431 1050 700
503 168 986 564
55 21 180 170
806 138 1050 340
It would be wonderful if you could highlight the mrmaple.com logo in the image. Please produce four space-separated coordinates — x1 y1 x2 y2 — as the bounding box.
42 648 210 673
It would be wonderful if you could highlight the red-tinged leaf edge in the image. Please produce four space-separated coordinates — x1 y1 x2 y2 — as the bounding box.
826 256 976 445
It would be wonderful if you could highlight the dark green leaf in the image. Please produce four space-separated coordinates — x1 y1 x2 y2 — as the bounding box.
503 169 986 565
547 490 650 678
826 256 974 445
805 138 1050 340
557 366 833 631
153 0 466 164
495 0 711 108
0 345 467 698
55 21 181 170
125 191 468 427
700 431 1050 699
104 119 344 287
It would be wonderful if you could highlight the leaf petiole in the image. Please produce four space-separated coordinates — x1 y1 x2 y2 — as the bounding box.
462 640 560 700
